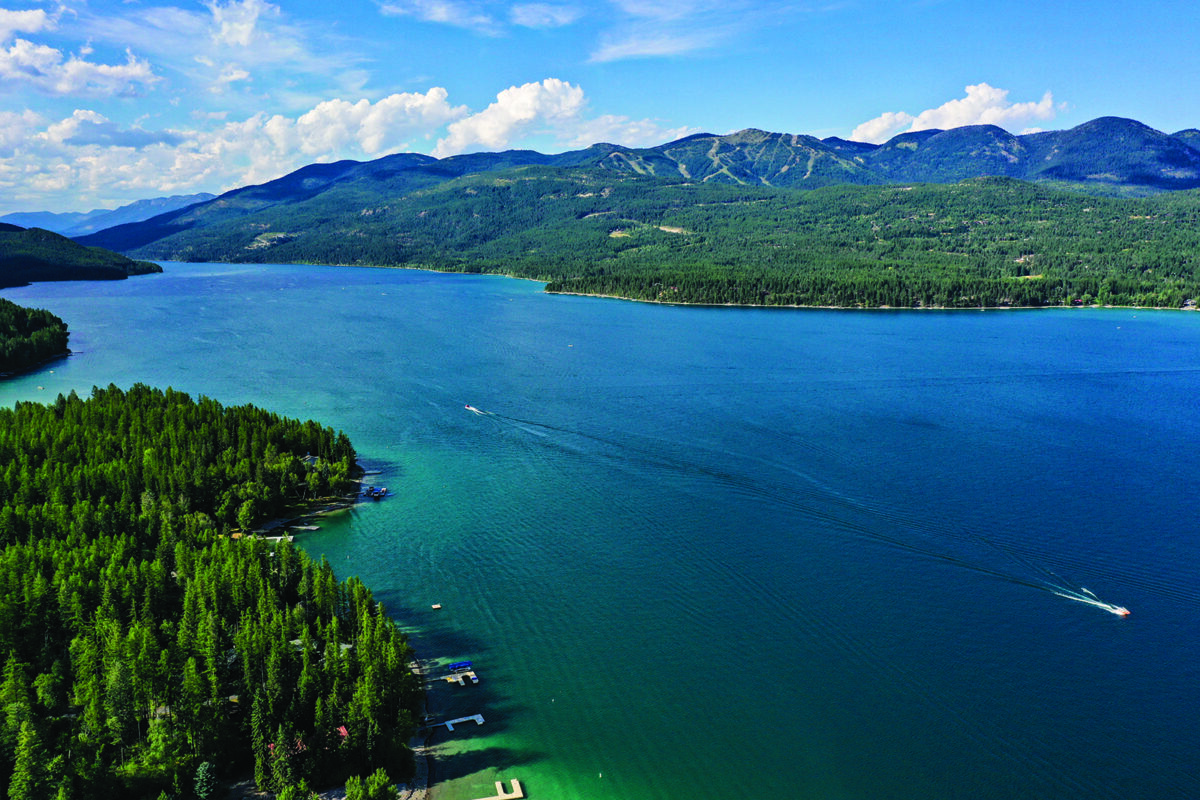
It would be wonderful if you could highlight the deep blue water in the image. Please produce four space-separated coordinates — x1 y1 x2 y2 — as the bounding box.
3 263 1199 799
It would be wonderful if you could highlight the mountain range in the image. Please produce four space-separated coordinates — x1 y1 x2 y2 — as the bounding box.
50 115 1200 310
76 116 1200 257
1 193 215 238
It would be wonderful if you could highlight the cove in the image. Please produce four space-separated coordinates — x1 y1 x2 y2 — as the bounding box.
2 262 1199 800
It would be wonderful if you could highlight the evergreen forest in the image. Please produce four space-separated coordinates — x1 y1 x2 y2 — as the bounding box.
0 225 161 290
0 384 421 799
122 171 1200 309
0 299 68 376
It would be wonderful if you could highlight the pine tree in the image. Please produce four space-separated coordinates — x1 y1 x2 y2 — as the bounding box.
0 655 31 769
251 694 269 791
103 660 135 746
8 721 48 800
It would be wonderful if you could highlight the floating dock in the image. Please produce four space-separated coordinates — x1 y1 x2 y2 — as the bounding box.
469 780 524 800
439 714 484 732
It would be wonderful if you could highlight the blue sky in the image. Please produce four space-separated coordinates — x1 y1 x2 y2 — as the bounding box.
1 0 1197 214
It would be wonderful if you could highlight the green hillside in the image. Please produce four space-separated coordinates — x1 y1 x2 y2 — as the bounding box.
119 168 1200 308
0 224 161 289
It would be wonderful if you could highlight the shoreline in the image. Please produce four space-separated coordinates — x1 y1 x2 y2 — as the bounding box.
0 348 71 380
398 723 435 800
286 477 436 800
152 259 1198 313
397 657 435 800
543 289 1200 312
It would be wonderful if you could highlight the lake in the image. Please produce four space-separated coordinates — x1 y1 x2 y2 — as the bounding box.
3 262 1199 799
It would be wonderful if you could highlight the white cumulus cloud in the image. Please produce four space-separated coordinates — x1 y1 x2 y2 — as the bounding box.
0 109 46 156
434 78 700 156
0 4 161 97
295 89 469 155
0 37 159 96
0 79 695 214
850 83 1060 144
0 88 468 211
848 111 915 146
0 8 52 42
434 78 586 156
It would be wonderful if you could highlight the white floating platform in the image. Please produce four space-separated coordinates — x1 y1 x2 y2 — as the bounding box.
442 714 484 732
469 779 524 800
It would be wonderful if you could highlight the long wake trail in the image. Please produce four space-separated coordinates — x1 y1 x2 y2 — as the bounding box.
463 404 1131 617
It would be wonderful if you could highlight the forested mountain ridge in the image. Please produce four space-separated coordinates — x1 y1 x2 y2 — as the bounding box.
0 384 420 798
0 224 161 289
1173 128 1200 150
78 115 1200 256
76 165 1200 308
606 117 1200 191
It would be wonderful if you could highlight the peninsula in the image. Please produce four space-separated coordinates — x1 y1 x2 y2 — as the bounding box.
0 384 422 798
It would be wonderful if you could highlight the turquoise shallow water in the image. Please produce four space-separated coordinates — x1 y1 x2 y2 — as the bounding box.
3 263 1200 799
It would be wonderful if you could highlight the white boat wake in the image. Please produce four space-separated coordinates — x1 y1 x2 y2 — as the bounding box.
1051 586 1130 617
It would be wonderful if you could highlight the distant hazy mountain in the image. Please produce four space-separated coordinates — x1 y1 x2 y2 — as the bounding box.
0 223 161 289
78 116 1200 258
0 210 92 234
1 193 215 237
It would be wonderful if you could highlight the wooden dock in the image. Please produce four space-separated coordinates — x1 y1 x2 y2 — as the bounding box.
469 780 524 800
